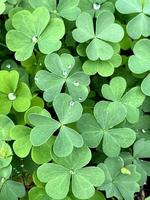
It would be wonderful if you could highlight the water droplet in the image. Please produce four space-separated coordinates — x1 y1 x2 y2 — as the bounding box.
34 77 38 81
93 2 101 10
69 170 75 175
39 63 42 66
6 64 11 69
68 65 72 69
32 36 38 44
63 70 68 77
78 97 82 101
73 80 79 87
20 164 24 168
8 93 16 101
70 101 75 106
142 129 146 133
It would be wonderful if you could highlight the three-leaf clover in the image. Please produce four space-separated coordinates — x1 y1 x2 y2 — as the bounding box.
77 101 136 157
29 93 83 157
0 115 15 141
6 7 65 61
116 0 150 39
128 39 150 96
0 70 32 114
37 146 105 199
29 0 81 21
35 53 90 102
72 11 124 61
98 157 140 200
79 0 115 17
101 76 145 123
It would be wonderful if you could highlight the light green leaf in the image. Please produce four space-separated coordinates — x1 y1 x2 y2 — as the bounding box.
115 0 142 14
0 141 12 169
53 93 83 124
53 126 83 157
94 101 127 129
37 163 70 199
141 73 150 96
0 115 15 141
10 125 31 158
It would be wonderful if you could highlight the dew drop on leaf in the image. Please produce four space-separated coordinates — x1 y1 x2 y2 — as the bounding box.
70 101 75 106
69 170 75 175
78 97 82 101
142 129 146 133
121 167 131 175
8 93 16 101
32 36 38 44
63 70 68 77
68 65 72 69
6 64 11 69
73 80 79 87
93 2 101 10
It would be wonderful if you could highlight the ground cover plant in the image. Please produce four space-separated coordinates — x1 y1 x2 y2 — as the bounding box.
0 0 150 200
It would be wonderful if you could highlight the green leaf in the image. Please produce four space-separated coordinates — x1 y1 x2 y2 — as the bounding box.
77 113 103 148
141 73 150 96
127 13 150 39
83 54 122 76
0 141 12 169
52 146 91 170
72 12 94 43
0 115 15 141
86 38 113 61
37 163 70 199
99 157 140 200
0 0 6 15
72 167 105 199
31 137 54 164
103 128 136 157
29 0 56 12
53 93 83 124
94 101 127 129
115 0 142 14
53 126 83 157
0 180 25 200
29 114 60 146
57 0 81 21
28 187 51 200
10 125 32 158
133 138 150 158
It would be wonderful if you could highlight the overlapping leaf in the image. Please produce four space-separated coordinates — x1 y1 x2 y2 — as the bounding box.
101 76 145 123
6 7 65 61
37 146 105 199
72 11 124 61
35 53 90 102
77 101 136 157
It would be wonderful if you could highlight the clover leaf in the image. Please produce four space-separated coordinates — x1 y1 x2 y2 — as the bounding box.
98 157 140 200
37 146 105 199
82 53 122 76
0 141 12 169
0 70 32 114
72 11 124 61
116 0 150 39
35 53 90 102
0 0 6 14
77 101 136 157
28 187 51 200
6 7 65 61
10 125 54 164
128 39 150 96
29 93 83 157
79 0 115 17
29 0 81 21
0 180 25 200
101 76 145 123
133 139 150 185
0 115 15 141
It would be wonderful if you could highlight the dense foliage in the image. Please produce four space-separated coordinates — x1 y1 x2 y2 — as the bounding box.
0 0 150 200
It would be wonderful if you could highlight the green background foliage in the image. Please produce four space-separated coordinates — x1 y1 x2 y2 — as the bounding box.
0 0 150 200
